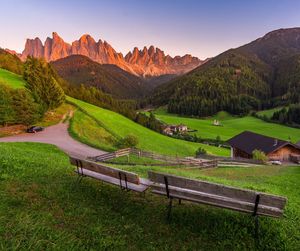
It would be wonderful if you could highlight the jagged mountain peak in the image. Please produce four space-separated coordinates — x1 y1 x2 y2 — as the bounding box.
20 32 203 76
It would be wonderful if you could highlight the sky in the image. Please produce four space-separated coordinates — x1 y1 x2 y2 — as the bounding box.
0 0 300 59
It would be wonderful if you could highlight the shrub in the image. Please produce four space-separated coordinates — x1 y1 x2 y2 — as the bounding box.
252 149 268 163
12 89 41 125
0 85 41 126
118 134 139 148
0 85 14 125
195 147 207 156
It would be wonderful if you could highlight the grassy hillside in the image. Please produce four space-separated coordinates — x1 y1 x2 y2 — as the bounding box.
0 48 23 74
0 68 26 89
152 108 300 142
69 110 117 152
68 97 229 156
0 142 299 250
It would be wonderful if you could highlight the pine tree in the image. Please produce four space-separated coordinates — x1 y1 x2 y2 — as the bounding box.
0 85 15 125
23 57 65 111
12 89 41 125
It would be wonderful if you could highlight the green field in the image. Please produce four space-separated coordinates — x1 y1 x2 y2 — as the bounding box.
151 108 300 143
68 97 230 157
256 107 286 118
0 142 299 250
69 110 118 152
0 68 26 89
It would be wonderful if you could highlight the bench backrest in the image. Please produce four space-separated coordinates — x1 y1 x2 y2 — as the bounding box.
70 157 140 185
148 171 287 217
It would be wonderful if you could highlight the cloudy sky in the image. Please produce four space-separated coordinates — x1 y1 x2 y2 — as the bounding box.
1 0 300 59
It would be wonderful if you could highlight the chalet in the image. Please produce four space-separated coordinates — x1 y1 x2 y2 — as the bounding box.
227 131 300 162
213 120 221 126
178 124 188 132
162 124 188 135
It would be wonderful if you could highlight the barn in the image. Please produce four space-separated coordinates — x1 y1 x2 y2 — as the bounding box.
227 131 300 162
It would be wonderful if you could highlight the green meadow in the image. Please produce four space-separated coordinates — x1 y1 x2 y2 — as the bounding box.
0 142 299 250
0 68 25 89
68 97 230 156
151 108 300 143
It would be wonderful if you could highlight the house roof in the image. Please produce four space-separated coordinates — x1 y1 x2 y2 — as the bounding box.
227 131 300 155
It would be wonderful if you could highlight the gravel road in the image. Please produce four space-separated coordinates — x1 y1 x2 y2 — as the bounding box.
0 122 106 158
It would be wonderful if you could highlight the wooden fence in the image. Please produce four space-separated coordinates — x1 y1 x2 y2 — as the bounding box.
94 148 218 169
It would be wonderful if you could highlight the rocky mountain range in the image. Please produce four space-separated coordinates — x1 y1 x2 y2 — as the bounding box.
19 32 203 77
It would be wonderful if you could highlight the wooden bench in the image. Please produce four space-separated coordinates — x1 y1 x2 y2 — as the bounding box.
69 157 149 193
148 171 287 237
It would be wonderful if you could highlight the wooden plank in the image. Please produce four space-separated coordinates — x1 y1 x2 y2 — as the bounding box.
151 184 283 217
75 169 148 193
70 157 140 184
148 171 287 210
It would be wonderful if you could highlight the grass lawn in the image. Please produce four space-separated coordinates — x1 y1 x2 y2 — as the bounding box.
151 108 300 143
67 97 230 157
69 110 118 152
0 68 26 89
0 142 299 250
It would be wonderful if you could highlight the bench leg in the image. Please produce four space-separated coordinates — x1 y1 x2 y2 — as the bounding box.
254 215 259 242
178 199 182 205
167 197 173 221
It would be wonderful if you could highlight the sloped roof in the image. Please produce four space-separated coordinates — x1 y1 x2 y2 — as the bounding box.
227 131 300 155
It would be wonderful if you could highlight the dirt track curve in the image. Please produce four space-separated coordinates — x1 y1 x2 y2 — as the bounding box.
0 122 106 158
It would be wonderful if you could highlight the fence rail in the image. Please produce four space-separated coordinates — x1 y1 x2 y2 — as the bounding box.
93 148 218 169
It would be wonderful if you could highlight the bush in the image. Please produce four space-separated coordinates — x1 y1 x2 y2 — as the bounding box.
0 85 42 126
12 89 41 125
195 147 207 156
118 134 139 148
0 85 14 125
252 149 268 163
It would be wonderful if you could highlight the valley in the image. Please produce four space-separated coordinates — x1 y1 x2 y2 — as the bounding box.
1 13 300 250
67 97 229 156
150 107 300 142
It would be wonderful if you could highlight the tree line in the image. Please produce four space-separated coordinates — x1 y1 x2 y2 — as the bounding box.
0 57 65 126
271 104 300 125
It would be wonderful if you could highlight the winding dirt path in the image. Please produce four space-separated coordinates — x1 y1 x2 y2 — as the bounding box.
0 122 106 158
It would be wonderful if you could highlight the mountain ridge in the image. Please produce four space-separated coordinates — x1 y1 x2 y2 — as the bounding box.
151 27 300 116
19 32 203 77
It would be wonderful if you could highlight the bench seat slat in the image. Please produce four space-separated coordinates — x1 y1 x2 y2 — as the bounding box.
151 185 283 217
148 171 287 210
70 157 140 185
76 169 148 193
